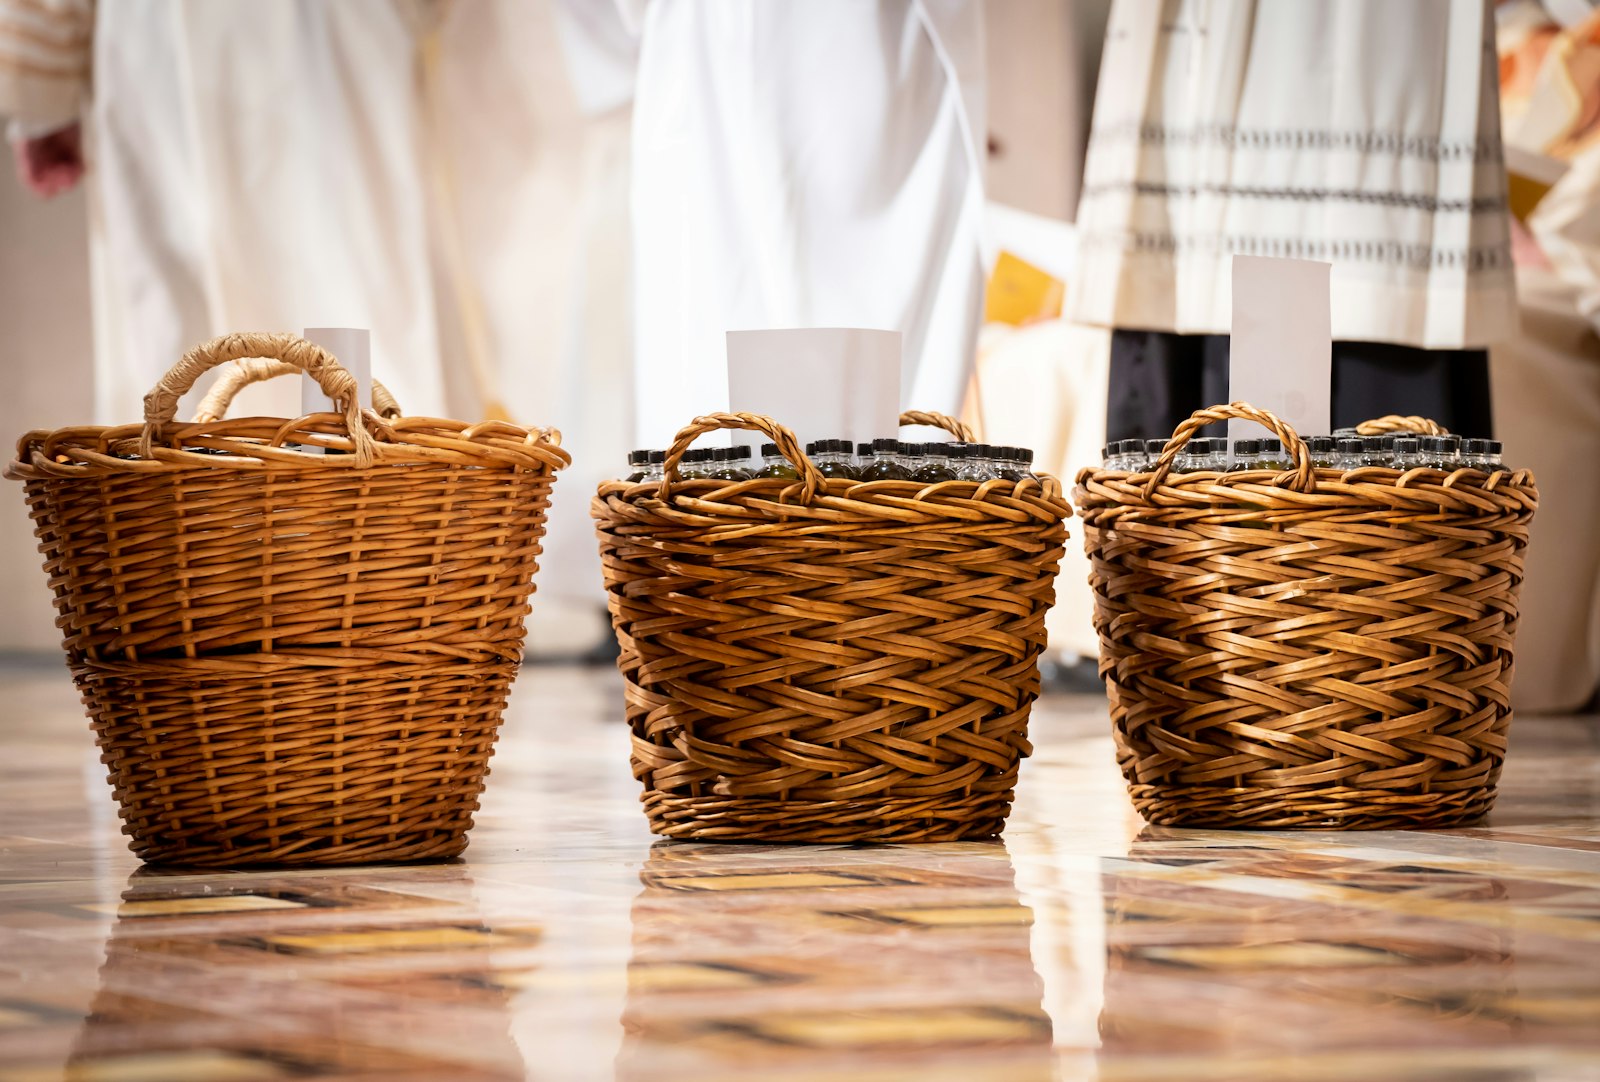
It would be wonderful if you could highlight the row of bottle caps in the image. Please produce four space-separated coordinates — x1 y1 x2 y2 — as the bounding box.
1102 433 1506 473
625 440 1038 483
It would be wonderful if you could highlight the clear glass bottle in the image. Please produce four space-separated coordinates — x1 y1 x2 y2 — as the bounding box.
861 438 913 481
1143 439 1168 469
625 449 650 481
756 442 797 479
856 442 875 473
1229 439 1263 471
913 442 958 483
1420 435 1461 470
1259 438 1289 470
809 439 859 480
730 445 754 477
709 446 752 481
1391 436 1422 469
1334 437 1365 470
1013 446 1038 481
680 447 712 479
1360 436 1388 467
946 443 978 482
991 446 1022 482
1484 439 1504 469
644 450 666 482
1305 436 1336 469
1461 437 1495 469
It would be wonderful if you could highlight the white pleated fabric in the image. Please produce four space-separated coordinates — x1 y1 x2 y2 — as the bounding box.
1070 0 1518 349
628 0 986 448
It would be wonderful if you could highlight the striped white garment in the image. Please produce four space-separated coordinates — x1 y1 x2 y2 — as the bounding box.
0 0 92 138
1069 0 1518 350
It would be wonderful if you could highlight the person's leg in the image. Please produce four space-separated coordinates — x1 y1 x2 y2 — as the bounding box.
1330 341 1493 435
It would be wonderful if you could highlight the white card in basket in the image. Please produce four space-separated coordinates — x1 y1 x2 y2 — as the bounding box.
1228 256 1331 444
726 328 901 448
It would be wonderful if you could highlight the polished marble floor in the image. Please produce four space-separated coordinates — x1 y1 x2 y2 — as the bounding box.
1 658 1597 1081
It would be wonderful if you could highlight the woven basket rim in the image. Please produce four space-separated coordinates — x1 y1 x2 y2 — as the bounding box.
8 416 570 479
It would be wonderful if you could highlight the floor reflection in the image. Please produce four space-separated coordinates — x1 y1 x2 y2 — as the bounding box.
1 666 1597 1081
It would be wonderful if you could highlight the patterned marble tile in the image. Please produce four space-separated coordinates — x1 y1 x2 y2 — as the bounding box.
0 660 1597 1081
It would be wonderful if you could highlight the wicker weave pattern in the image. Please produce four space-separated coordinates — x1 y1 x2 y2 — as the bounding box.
1074 402 1538 830
592 411 1071 842
7 333 568 865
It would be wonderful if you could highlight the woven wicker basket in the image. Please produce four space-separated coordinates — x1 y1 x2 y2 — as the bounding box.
591 410 1072 843
6 332 568 866
1074 402 1539 830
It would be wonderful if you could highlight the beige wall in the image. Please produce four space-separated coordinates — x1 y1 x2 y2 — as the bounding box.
0 167 93 653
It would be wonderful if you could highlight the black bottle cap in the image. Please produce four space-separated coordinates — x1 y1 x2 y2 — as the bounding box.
1306 436 1334 453
731 445 752 460
1462 437 1491 454
648 450 666 464
1362 435 1387 450
760 442 780 457
925 442 949 458
629 449 649 464
1336 438 1364 454
711 446 729 461
1261 438 1282 453
1144 439 1167 455
1393 435 1420 452
1420 436 1453 453
1233 439 1262 455
1379 435 1397 451
858 442 873 456
872 438 899 452
1487 440 1502 454
1015 446 1034 464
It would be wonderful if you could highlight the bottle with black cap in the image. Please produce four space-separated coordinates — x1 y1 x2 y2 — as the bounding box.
644 450 666 482
856 442 874 473
808 439 859 480
1305 436 1336 469
1420 434 1461 470
913 442 958 483
1391 435 1422 469
624 449 650 482
862 438 913 480
1228 439 1263 472
756 442 798 479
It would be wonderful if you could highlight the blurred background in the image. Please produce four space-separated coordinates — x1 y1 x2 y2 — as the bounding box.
1 0 1595 715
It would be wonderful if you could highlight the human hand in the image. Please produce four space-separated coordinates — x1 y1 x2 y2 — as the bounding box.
11 122 84 198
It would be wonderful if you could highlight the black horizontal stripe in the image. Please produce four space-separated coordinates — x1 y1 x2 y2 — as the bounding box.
1079 181 1506 215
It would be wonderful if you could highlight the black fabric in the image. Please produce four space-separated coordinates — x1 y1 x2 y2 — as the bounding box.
1106 330 1493 441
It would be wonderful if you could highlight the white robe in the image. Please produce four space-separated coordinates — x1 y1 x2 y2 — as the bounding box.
628 0 987 448
1 0 636 611
1070 0 1517 349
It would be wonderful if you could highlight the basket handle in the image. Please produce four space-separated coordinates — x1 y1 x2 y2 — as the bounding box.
1143 401 1316 497
899 409 975 442
659 412 822 502
141 332 377 464
1354 414 1448 436
192 358 403 423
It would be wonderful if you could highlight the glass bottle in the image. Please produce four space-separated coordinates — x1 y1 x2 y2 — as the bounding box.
1420 435 1461 470
1391 436 1422 469
1229 439 1262 472
1013 446 1038 481
861 439 913 481
756 442 798 479
1333 437 1364 470
809 439 859 480
1305 436 1336 469
625 449 649 482
709 446 751 481
644 450 666 482
1484 440 1504 469
1360 436 1388 467
990 446 1022 483
1259 438 1289 470
1461 437 1492 469
913 442 958 483
679 447 711 479
856 442 874 473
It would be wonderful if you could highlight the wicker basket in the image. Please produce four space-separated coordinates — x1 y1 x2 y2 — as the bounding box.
6 332 568 865
1074 402 1539 830
591 410 1072 842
